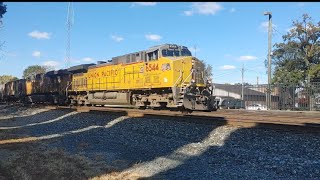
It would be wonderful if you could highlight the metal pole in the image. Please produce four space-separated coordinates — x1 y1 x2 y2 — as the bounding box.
241 64 244 100
305 22 312 111
264 11 272 110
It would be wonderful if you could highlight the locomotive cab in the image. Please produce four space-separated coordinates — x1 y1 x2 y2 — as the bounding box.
148 44 218 112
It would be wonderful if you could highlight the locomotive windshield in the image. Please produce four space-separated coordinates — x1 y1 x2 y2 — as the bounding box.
181 48 192 56
161 48 192 57
162 49 180 57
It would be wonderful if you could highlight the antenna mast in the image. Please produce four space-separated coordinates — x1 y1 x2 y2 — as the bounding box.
65 2 74 69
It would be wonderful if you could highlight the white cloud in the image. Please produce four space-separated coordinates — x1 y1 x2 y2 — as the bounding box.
260 21 269 29
28 30 51 39
229 8 236 13
132 2 157 6
184 11 193 16
42 60 60 70
5 51 18 57
68 58 81 64
260 21 277 32
220 65 236 70
188 47 200 53
145 34 162 41
32 51 41 58
237 56 257 61
69 57 96 64
82 57 94 62
184 2 222 16
297 2 305 6
111 35 124 42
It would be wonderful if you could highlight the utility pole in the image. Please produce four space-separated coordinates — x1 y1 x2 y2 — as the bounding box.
305 21 312 111
241 64 244 100
65 2 74 69
194 44 197 58
305 22 310 85
257 76 259 85
264 11 272 110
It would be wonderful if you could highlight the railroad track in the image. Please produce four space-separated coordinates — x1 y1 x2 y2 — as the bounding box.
38 105 320 131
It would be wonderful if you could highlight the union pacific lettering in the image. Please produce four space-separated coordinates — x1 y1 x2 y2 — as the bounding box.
88 70 118 78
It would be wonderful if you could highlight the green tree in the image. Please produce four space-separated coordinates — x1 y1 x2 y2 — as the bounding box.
0 2 7 50
0 75 18 84
309 65 320 79
23 65 47 79
270 14 320 85
200 60 213 81
0 2 6 22
234 82 251 86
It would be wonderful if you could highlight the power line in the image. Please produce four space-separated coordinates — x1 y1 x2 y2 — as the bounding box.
246 68 266 75
273 27 285 37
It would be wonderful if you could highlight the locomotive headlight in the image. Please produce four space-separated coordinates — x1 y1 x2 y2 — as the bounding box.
191 59 195 66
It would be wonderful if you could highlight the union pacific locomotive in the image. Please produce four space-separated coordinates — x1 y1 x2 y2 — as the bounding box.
0 44 219 112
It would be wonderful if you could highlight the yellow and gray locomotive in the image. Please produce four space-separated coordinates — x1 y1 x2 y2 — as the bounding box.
1 44 218 112
68 44 218 112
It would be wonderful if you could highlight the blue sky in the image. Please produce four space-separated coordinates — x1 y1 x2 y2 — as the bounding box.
0 2 319 84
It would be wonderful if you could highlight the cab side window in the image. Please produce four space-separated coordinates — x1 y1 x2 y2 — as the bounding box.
162 49 167 57
147 50 159 61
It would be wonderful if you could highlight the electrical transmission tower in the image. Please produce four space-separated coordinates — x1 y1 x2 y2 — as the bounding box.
65 2 74 69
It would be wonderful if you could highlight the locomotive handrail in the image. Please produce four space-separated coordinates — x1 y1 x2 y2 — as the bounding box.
181 69 193 86
65 81 73 97
173 70 183 87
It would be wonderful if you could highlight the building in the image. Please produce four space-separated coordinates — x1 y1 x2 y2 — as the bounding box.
213 83 280 109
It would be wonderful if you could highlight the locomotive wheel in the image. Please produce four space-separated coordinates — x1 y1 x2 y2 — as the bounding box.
138 106 146 110
181 108 193 115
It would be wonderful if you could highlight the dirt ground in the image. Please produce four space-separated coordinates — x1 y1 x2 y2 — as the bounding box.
1 105 319 180
0 105 141 180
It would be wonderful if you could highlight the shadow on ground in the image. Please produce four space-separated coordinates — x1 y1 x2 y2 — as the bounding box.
0 108 319 179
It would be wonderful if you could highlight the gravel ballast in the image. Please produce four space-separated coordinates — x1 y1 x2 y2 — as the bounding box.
0 105 319 179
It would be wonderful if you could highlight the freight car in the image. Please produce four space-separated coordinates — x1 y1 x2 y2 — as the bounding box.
1 44 219 112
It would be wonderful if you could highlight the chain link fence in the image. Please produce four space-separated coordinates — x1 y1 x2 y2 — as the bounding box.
214 82 320 111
